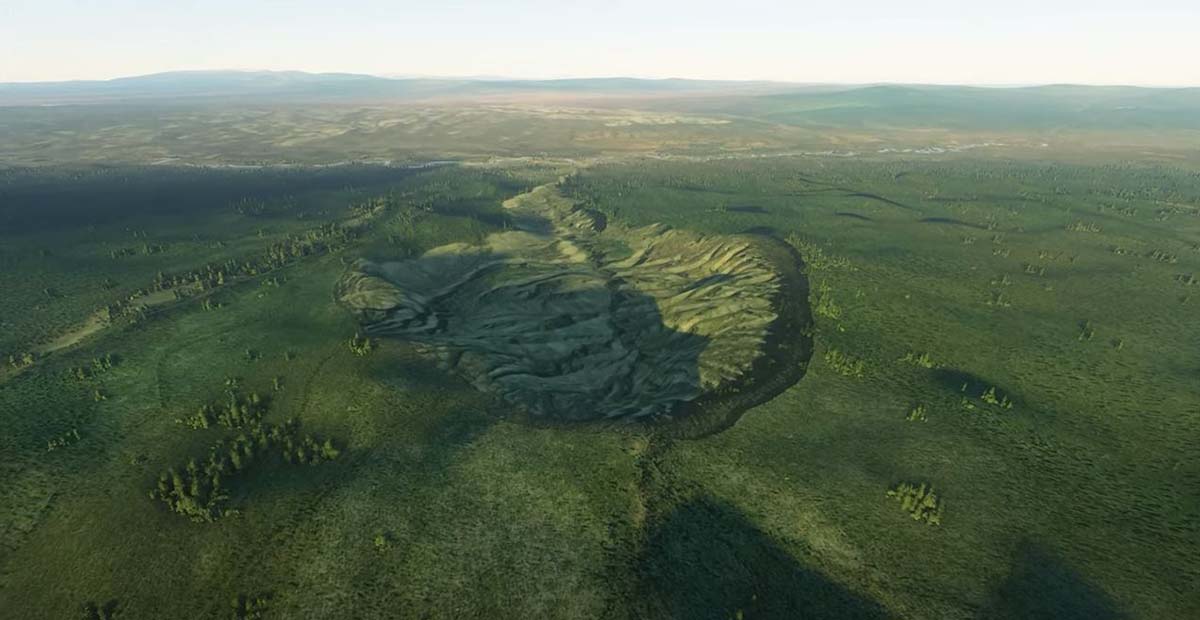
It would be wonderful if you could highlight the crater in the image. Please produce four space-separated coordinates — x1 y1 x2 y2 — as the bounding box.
338 183 813 435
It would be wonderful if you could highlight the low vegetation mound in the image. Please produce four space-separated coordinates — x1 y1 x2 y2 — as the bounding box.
338 183 811 426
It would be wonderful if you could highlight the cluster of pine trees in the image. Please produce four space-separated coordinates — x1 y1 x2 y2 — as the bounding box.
813 280 843 320
107 241 167 260
151 418 340 522
97 221 364 325
157 384 341 521
66 353 118 382
231 593 270 620
783 234 854 272
233 195 299 217
348 332 375 356
1022 262 1047 276
1146 248 1179 264
150 223 356 294
152 453 231 522
179 390 269 430
887 482 943 526
5 351 36 369
1065 220 1102 233
979 386 1014 409
959 383 1014 411
824 348 865 378
898 351 937 369
46 428 81 452
906 404 928 422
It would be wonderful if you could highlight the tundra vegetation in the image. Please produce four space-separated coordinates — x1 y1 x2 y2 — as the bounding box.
2 88 1199 619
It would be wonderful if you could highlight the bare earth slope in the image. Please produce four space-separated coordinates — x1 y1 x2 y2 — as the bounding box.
338 182 812 428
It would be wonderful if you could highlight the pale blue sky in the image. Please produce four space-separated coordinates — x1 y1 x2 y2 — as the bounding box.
3 0 1197 85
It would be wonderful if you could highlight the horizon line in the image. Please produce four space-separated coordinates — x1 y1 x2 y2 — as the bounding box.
2 68 1198 90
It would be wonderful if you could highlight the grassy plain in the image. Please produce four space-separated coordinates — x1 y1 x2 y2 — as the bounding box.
1 88 1199 618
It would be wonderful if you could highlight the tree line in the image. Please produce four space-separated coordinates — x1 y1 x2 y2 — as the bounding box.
155 389 341 522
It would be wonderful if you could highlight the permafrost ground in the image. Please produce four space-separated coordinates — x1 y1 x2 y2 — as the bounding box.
338 183 812 425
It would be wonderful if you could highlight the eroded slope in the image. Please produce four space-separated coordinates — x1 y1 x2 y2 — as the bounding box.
338 183 811 426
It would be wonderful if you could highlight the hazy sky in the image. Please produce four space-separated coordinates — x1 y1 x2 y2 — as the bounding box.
3 0 1198 85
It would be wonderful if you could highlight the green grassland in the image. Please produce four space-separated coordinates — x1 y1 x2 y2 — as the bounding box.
0 164 535 355
1 94 1199 619
563 157 1200 617
4 82 1200 168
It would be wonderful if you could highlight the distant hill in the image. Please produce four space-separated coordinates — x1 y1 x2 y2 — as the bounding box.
2 71 1197 132
0 71 459 104
729 83 1200 130
0 70 789 105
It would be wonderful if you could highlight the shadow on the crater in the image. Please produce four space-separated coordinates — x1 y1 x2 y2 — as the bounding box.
666 233 814 439
344 246 712 425
342 218 813 436
983 542 1128 620
635 496 887 620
